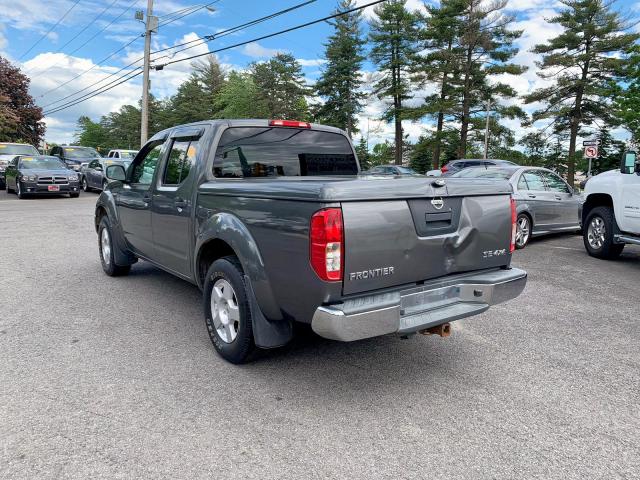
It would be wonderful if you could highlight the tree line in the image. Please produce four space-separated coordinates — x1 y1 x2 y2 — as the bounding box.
70 0 638 185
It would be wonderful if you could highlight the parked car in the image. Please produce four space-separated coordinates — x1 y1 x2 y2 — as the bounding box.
440 159 518 176
452 166 583 248
581 150 640 259
50 145 102 172
4 155 80 198
363 165 419 176
81 158 132 192
107 149 138 160
95 119 526 364
0 143 40 189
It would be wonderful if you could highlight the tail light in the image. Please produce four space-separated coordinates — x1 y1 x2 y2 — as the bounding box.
269 119 311 128
510 197 517 252
310 208 343 281
440 165 449 173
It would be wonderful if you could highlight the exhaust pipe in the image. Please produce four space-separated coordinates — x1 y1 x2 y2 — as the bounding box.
419 323 451 337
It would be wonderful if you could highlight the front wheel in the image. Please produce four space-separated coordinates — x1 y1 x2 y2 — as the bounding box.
82 177 91 192
98 216 131 276
203 257 255 364
583 207 624 259
16 181 26 199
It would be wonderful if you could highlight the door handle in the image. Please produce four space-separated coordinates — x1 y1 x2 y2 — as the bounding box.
174 197 187 211
555 195 562 200
528 194 536 198
142 193 151 207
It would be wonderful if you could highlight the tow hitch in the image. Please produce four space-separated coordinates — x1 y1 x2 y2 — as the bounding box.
419 323 451 337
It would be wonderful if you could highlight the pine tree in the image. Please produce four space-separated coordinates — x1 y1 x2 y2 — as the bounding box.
524 0 639 185
354 136 371 170
315 0 365 138
409 136 433 173
614 45 640 145
251 53 311 120
369 0 419 165
411 0 464 168
453 0 526 158
214 71 269 119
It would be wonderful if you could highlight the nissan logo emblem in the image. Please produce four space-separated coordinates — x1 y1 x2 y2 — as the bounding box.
431 198 444 210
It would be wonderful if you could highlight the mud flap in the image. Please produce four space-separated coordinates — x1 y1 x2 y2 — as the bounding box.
244 274 292 348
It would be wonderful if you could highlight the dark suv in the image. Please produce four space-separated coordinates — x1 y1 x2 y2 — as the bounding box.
50 145 102 172
441 159 517 176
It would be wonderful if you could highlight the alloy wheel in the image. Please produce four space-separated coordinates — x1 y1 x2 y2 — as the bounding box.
210 279 240 343
101 228 111 266
515 216 530 248
587 216 606 250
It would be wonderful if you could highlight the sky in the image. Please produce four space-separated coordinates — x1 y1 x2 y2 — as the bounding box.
0 0 638 146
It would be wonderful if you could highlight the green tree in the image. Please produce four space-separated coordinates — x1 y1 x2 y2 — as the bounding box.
368 140 395 166
214 71 269 119
524 0 639 185
354 136 371 170
251 53 310 119
74 116 109 150
453 0 526 158
315 0 366 137
614 45 640 145
369 0 419 165
0 56 45 145
409 135 433 173
521 131 549 166
411 0 464 168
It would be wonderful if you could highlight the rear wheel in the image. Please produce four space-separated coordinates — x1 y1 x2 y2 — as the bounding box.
203 256 255 364
515 213 531 249
98 216 131 276
583 206 624 259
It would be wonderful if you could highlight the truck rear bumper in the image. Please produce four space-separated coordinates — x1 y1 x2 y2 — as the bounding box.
311 267 527 342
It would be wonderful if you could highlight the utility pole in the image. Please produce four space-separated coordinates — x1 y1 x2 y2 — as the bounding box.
140 0 157 146
483 99 491 160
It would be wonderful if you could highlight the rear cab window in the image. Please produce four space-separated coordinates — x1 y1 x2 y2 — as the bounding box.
212 127 357 178
162 139 198 186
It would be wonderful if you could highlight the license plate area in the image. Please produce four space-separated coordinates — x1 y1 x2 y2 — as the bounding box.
400 285 461 317
48 185 60 192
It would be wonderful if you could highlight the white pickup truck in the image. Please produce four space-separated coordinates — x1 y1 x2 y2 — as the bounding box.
582 151 640 258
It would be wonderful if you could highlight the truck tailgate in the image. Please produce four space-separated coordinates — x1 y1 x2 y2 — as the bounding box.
342 184 513 295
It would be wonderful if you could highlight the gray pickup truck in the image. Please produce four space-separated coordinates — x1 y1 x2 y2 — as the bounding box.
96 119 527 363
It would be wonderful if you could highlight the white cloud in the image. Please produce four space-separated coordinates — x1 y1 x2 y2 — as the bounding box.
297 58 327 67
240 42 283 59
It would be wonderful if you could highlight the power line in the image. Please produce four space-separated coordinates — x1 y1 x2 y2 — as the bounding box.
157 1 219 28
43 0 387 115
19 0 82 60
25 0 122 74
41 0 316 109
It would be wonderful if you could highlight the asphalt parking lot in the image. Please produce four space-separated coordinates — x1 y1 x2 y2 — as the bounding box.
1 193 639 479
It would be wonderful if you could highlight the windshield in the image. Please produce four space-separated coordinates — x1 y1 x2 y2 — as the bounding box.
19 156 66 169
0 144 39 156
119 151 137 159
453 168 514 179
63 147 101 159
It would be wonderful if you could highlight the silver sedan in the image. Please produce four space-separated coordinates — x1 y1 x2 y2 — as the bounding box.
452 166 583 249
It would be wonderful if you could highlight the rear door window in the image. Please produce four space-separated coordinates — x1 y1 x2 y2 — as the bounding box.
213 127 357 178
162 139 198 186
522 171 547 191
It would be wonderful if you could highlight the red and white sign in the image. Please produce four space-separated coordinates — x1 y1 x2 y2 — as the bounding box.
584 146 598 158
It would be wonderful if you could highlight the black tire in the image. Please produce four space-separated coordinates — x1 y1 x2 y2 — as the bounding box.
0 181 5 191
70 193 80 198
16 181 26 199
98 216 131 276
583 206 624 259
203 256 255 364
82 177 91 192
515 213 531 249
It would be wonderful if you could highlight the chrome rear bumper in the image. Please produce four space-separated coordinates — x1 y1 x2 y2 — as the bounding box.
312 267 527 342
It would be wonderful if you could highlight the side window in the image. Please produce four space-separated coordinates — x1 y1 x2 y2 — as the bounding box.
517 174 529 190
522 171 546 191
131 143 164 185
89 160 99 169
541 171 570 193
107 152 112 158
114 152 119 158
162 139 198 186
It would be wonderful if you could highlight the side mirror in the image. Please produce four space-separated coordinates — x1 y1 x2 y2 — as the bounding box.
621 151 637 174
94 165 103 171
106 164 126 181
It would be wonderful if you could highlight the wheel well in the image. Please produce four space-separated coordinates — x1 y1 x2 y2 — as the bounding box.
197 239 237 288
95 206 108 233
518 210 533 227
582 193 613 223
